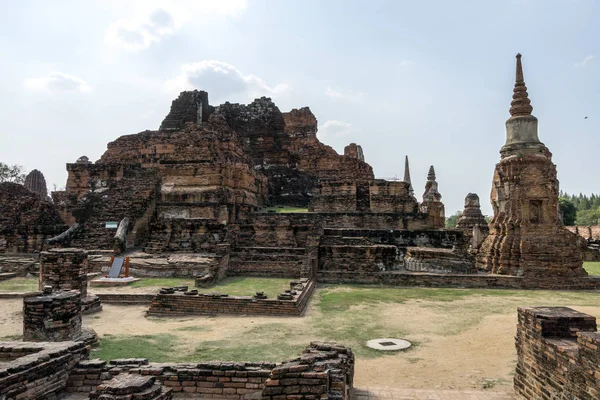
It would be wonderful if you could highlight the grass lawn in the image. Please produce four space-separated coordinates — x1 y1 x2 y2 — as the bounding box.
195 276 291 298
91 285 600 363
584 261 600 276
0 277 37 292
90 276 290 298
127 277 196 289
262 206 309 213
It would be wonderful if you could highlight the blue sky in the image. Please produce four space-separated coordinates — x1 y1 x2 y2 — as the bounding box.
1 0 598 215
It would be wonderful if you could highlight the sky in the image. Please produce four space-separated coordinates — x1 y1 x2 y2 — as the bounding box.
1 0 599 216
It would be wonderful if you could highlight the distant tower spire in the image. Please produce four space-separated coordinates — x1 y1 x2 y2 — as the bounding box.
403 156 411 184
427 165 436 181
509 53 533 117
423 165 440 201
403 155 413 196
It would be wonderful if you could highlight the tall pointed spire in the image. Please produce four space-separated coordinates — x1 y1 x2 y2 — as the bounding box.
502 53 542 156
403 156 411 184
509 53 533 117
403 155 413 196
427 165 436 181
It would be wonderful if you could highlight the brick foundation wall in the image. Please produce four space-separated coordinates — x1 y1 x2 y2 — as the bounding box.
317 270 600 290
23 289 82 341
319 244 401 273
148 279 315 316
229 247 306 277
514 306 600 399
0 341 90 400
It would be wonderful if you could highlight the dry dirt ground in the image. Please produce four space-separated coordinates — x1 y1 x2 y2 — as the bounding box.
2 287 600 393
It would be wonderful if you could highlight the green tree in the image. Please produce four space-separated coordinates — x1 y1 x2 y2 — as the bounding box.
445 211 462 228
0 162 26 184
575 208 600 226
559 198 577 225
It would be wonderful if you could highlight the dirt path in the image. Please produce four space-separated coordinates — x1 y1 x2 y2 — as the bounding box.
2 295 598 392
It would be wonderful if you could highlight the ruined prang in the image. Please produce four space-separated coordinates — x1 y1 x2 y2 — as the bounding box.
476 54 585 277
344 143 364 161
457 193 489 233
423 166 439 200
24 169 49 201
419 166 445 228
159 90 213 131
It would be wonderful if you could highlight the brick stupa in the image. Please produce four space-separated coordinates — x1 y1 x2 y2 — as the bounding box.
476 54 585 277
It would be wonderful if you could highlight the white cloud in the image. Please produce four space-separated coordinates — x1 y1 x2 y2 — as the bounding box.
398 60 415 67
105 1 247 52
106 8 175 52
24 72 92 94
325 87 365 101
165 60 289 102
318 120 352 138
574 55 594 68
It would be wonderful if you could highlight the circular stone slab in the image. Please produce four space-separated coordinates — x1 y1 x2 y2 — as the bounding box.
366 338 412 351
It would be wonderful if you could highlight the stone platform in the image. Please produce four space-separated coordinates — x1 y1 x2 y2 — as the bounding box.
88 251 222 278
89 276 140 286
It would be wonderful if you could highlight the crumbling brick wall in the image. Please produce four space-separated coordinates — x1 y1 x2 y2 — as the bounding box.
514 306 600 399
0 341 90 400
23 289 82 342
65 342 354 400
67 359 274 398
262 342 354 400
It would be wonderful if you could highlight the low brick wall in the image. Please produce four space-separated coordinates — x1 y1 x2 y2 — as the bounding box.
66 342 353 400
514 306 600 399
0 340 90 400
67 359 274 398
148 279 315 317
317 270 600 290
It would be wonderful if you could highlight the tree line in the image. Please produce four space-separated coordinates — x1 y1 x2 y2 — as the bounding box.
446 192 600 228
0 162 26 184
559 192 600 226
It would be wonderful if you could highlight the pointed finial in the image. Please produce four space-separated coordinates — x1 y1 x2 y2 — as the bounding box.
427 165 436 181
510 53 533 117
403 155 411 184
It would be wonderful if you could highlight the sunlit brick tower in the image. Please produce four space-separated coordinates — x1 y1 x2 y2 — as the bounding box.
476 54 585 277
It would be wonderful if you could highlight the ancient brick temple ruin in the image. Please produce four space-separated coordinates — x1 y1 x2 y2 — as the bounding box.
1 53 598 293
476 54 585 277
2 53 600 399
9 87 462 283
